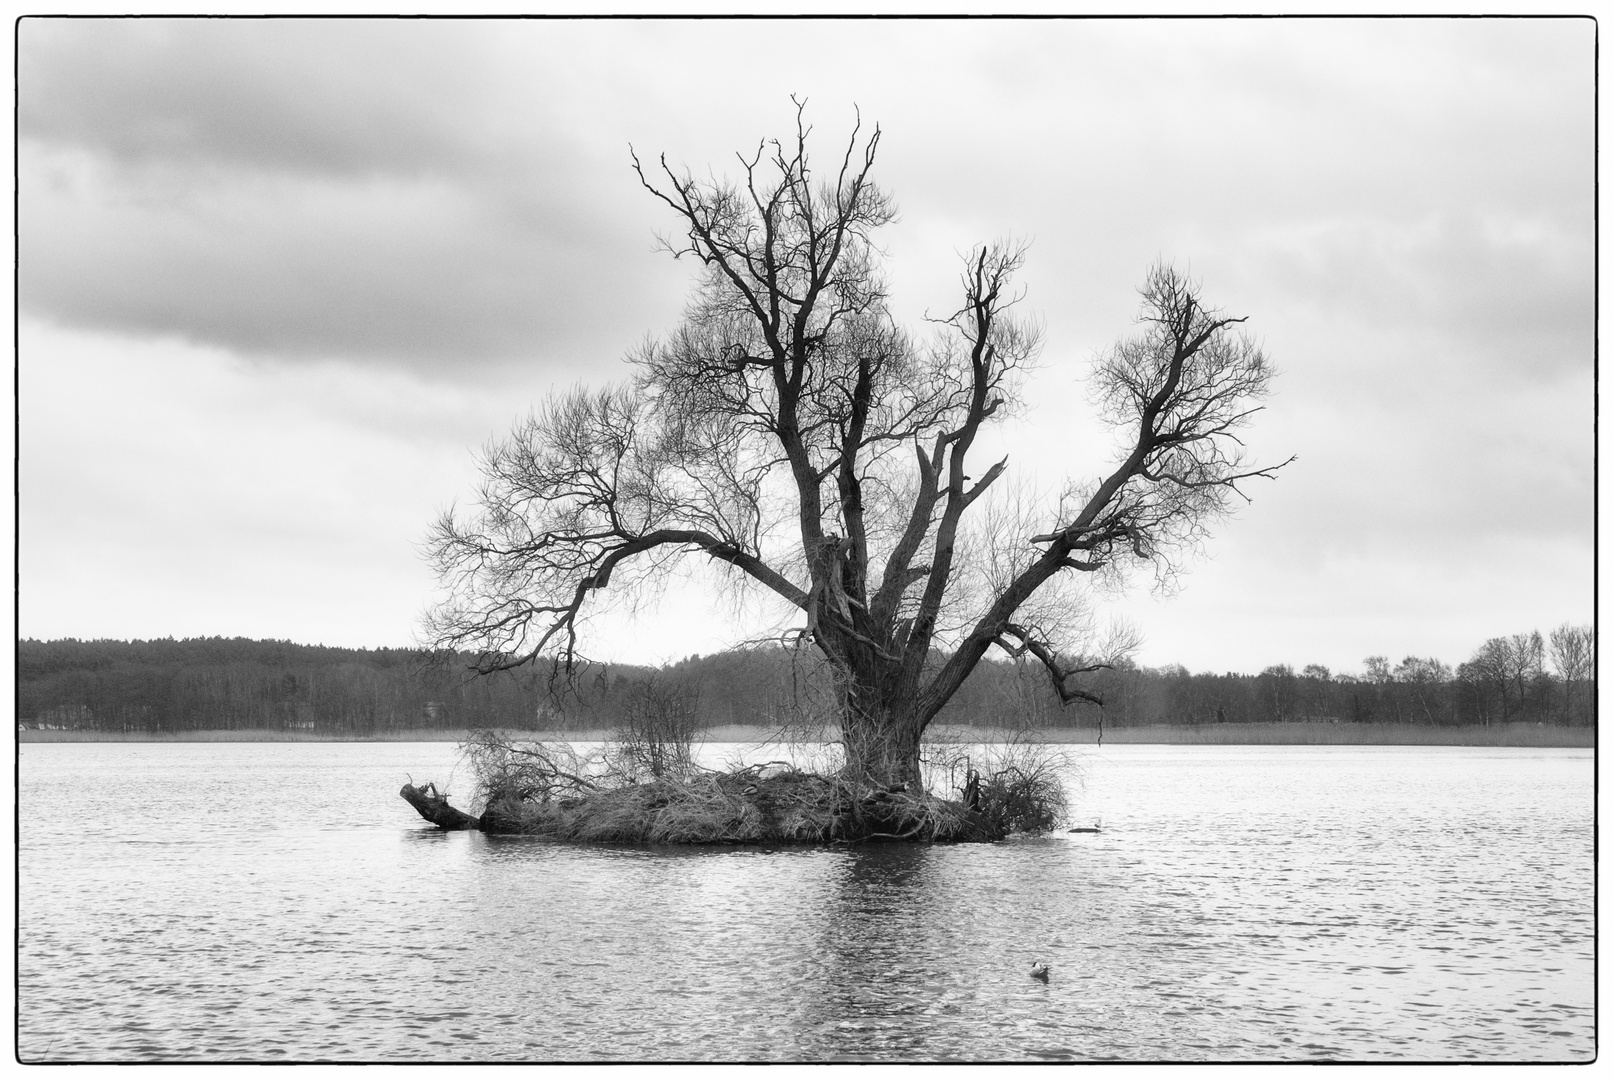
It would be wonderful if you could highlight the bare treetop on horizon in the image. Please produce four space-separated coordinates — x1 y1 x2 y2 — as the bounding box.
425 103 1292 787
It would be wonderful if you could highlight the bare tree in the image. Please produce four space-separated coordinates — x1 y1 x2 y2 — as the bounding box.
425 105 1290 789
1395 655 1452 725
1257 664 1297 723
612 674 703 781
1506 630 1547 719
1298 664 1334 722
1461 635 1538 724
1548 623 1594 726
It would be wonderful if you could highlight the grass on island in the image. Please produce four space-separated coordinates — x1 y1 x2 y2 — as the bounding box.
479 766 988 844
461 730 1068 845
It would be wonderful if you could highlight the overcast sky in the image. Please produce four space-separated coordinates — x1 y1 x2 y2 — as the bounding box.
17 17 1594 676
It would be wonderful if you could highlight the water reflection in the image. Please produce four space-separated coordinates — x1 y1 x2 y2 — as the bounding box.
796 847 953 1059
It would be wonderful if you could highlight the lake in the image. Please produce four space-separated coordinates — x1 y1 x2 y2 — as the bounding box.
16 740 1594 1062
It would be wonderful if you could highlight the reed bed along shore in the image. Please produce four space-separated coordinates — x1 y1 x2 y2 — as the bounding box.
1022 722 1593 748
19 721 1591 747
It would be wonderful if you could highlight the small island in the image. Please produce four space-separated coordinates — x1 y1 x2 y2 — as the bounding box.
398 726 1065 844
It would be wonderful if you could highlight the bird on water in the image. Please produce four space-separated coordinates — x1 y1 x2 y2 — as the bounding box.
1029 962 1050 981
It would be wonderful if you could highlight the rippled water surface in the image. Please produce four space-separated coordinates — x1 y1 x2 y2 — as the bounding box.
18 740 1594 1062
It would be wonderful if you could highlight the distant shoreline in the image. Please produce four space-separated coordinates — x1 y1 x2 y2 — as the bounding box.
17 721 1591 748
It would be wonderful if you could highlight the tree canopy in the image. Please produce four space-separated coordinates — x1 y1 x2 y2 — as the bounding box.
425 104 1292 786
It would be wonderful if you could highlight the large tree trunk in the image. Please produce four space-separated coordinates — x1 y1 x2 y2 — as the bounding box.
837 688 926 791
819 626 931 790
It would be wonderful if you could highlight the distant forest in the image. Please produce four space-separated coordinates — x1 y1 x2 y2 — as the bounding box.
17 625 1593 735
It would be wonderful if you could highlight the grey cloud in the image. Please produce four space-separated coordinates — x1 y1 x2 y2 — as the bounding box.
19 18 497 179
17 17 1594 388
1237 211 1591 383
18 18 693 372
20 145 679 368
18 22 697 372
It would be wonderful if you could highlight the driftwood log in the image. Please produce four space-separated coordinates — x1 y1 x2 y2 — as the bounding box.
400 782 481 831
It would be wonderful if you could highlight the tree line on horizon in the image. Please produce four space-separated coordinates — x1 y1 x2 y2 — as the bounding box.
16 624 1593 735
